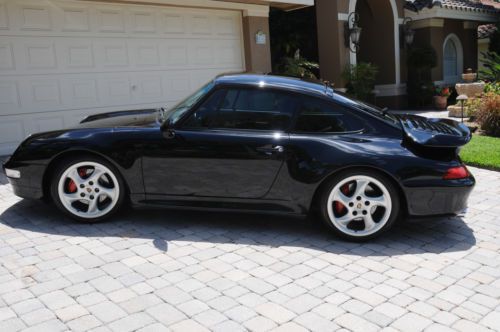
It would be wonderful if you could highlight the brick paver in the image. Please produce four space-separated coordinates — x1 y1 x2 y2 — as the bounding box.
0 163 499 331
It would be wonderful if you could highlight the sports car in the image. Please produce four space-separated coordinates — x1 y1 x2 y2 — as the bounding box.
3 74 475 240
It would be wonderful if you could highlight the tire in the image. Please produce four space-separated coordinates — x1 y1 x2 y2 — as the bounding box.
50 155 126 223
318 169 400 241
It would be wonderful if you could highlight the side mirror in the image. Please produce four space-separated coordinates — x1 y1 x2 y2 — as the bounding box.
161 120 176 139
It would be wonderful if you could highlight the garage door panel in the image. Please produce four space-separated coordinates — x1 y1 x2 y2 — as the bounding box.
0 119 25 145
130 9 157 34
0 2 8 30
215 15 240 36
131 41 161 67
162 13 184 34
33 114 65 133
0 42 14 70
0 0 244 154
59 5 91 32
27 79 62 108
4 36 242 74
97 7 126 33
61 78 99 106
64 42 94 69
18 4 52 31
0 81 21 115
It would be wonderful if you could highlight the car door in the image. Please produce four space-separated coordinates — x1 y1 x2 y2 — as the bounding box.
142 86 297 199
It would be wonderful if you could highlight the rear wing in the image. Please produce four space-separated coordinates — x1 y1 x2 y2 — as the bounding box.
394 114 471 148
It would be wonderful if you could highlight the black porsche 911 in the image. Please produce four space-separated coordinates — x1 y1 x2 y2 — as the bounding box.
3 74 474 240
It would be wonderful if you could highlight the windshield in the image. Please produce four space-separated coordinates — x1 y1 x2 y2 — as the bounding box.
159 81 214 124
333 91 401 127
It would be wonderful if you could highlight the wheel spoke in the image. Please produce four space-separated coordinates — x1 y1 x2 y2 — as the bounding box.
62 193 81 203
336 213 353 225
87 199 99 214
334 191 351 206
364 213 376 231
88 168 104 183
67 169 84 186
354 179 369 197
369 195 388 208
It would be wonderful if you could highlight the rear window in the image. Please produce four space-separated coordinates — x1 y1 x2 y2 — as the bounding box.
294 97 364 133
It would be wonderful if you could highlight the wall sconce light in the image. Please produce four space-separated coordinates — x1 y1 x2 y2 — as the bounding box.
400 17 415 47
344 12 361 53
255 30 267 45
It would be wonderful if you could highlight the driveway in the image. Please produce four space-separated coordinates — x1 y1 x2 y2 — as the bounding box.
0 165 499 332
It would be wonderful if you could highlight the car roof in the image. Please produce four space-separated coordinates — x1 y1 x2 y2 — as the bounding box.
213 73 335 98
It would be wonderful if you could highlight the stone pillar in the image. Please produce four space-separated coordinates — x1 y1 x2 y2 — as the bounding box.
242 13 272 73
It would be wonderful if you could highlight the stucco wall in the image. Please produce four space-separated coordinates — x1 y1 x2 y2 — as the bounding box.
413 19 478 82
356 0 396 85
243 16 272 73
315 0 345 86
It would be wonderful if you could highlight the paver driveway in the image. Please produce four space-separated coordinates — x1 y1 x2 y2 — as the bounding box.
0 165 499 332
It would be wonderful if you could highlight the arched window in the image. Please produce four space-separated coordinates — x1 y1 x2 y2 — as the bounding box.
443 34 463 83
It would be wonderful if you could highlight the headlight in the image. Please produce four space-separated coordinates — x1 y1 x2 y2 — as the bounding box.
5 168 21 179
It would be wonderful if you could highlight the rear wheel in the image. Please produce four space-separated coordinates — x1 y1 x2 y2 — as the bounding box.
50 156 125 222
319 170 400 241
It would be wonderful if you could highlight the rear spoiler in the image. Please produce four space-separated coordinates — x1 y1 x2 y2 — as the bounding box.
395 114 471 148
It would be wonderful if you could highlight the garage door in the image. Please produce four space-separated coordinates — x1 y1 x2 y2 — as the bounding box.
0 0 245 155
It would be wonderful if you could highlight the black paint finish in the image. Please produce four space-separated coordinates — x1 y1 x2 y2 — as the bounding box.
3 74 474 218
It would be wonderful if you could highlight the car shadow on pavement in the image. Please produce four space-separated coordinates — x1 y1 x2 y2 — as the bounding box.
0 199 476 256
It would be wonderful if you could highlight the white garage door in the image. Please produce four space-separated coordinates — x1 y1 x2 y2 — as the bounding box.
0 0 245 155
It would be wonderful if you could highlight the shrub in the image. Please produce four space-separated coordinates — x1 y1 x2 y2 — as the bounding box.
476 92 500 137
480 51 500 82
484 82 500 95
275 50 319 79
341 62 379 102
465 97 481 118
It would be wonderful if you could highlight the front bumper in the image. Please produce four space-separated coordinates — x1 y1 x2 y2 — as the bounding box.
405 177 475 217
2 158 45 200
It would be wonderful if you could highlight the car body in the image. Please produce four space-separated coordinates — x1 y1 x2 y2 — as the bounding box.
3 74 475 240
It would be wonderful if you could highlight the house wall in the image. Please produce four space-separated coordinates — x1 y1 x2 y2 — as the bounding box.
478 38 490 71
243 15 272 73
315 0 346 86
412 19 478 83
356 0 395 85
316 0 407 107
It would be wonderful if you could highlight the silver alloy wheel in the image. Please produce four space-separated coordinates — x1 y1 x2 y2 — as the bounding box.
57 161 120 219
326 175 392 237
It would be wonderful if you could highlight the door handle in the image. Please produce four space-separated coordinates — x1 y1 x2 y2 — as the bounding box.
257 145 284 154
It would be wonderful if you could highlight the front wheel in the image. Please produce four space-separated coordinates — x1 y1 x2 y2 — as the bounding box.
50 156 125 222
319 170 400 241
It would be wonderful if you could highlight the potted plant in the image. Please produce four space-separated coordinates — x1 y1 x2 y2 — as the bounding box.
433 86 451 110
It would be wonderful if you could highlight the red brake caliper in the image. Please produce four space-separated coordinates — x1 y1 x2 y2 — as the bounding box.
334 183 350 214
67 167 87 193
67 180 77 193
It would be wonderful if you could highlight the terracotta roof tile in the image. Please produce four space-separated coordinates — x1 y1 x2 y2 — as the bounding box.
405 0 499 13
478 23 498 38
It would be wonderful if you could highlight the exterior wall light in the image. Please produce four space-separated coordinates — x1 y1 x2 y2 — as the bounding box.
401 17 415 46
344 12 361 53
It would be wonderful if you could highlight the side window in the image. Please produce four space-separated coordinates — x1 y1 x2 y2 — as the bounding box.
183 88 296 131
294 97 364 133
182 89 226 129
214 89 296 131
